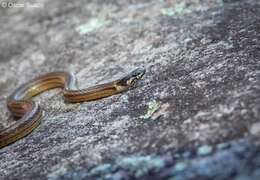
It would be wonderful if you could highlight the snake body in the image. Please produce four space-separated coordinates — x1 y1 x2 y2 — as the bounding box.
0 68 145 148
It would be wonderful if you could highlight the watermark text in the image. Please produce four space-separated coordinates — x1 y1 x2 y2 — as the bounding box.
1 1 44 9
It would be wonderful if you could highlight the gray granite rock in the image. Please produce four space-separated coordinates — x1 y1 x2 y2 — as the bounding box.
0 0 260 179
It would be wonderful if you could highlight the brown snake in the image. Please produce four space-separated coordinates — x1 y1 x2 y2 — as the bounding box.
0 68 145 148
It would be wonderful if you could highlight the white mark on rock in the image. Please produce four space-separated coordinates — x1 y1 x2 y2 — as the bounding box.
250 122 260 136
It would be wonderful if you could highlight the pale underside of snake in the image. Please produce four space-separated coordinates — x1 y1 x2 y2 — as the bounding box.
0 68 145 148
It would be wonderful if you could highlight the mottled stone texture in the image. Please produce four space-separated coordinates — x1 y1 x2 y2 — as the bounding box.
0 0 260 179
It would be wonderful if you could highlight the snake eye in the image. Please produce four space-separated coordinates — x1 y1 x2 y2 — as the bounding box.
132 68 145 79
127 67 145 85
117 67 145 87
127 78 137 86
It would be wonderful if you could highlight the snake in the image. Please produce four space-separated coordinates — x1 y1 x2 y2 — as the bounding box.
0 67 145 148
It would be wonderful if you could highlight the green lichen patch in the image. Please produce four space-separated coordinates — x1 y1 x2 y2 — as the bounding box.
197 145 213 156
140 100 161 120
116 155 165 178
76 17 111 35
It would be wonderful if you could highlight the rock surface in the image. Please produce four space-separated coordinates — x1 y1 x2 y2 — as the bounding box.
0 0 260 179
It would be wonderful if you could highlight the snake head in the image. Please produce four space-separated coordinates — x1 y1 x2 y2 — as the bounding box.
117 67 146 87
